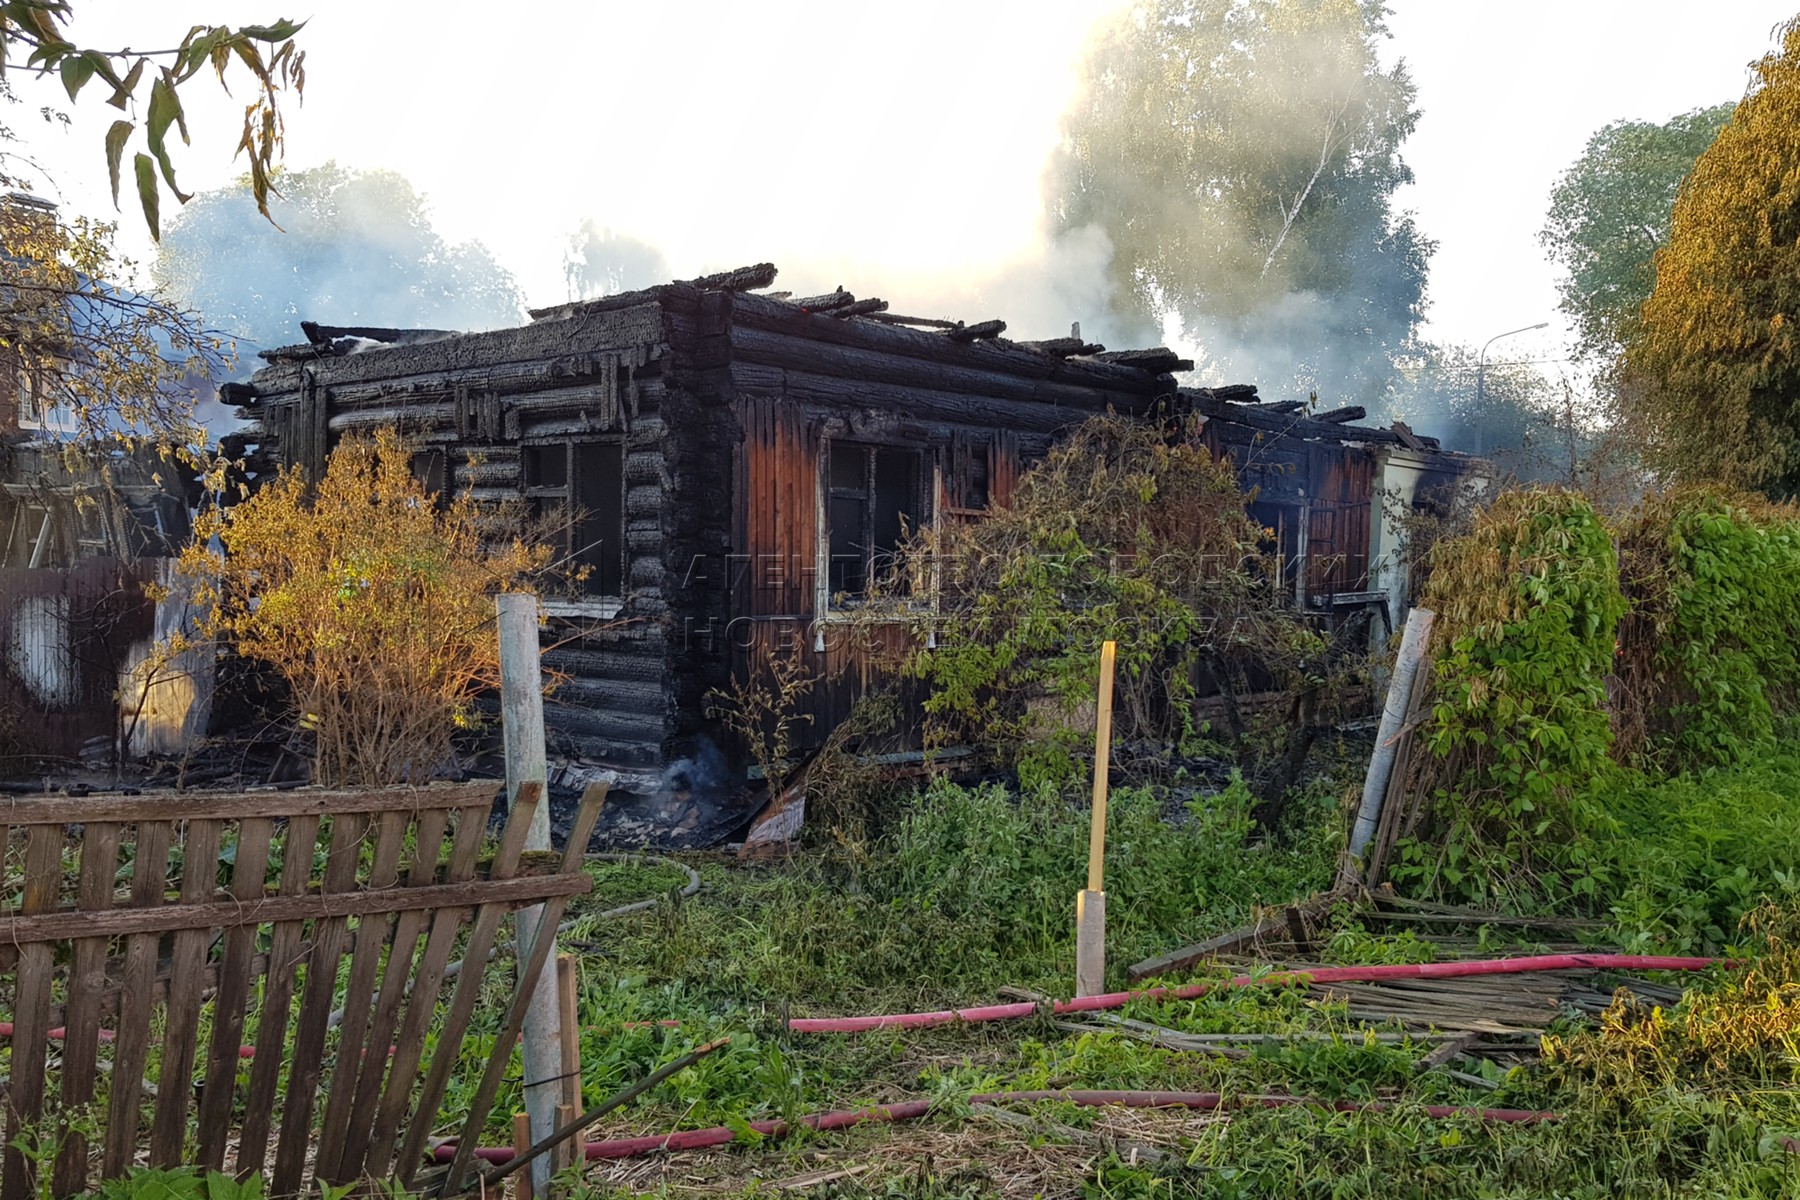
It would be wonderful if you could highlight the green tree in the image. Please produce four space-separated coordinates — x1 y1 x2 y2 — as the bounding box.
1 1 306 236
1049 0 1431 405
1625 18 1800 496
1541 103 1734 363
152 163 526 355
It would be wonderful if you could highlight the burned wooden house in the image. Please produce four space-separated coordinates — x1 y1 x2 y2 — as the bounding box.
232 265 1474 839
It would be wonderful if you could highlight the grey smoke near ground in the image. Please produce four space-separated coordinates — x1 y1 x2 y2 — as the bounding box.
658 736 731 799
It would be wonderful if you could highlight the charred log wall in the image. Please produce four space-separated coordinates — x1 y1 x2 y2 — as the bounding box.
241 302 678 782
717 292 1172 753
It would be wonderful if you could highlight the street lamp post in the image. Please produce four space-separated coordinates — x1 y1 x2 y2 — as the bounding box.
1474 322 1548 457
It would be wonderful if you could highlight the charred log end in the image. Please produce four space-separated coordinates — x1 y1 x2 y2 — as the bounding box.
831 298 890 319
945 319 1006 342
793 288 856 312
1018 337 1107 358
1091 347 1189 373
682 262 779 292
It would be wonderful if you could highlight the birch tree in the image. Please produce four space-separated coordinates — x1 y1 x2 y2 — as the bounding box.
1049 0 1430 405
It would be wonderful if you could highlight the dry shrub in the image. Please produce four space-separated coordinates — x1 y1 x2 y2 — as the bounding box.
706 634 824 788
176 428 552 785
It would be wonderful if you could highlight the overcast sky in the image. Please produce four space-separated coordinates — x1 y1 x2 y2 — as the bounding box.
17 2 1800 377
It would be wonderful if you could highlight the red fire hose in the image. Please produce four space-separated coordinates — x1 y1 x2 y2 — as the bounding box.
785 953 1718 1033
433 1088 1562 1164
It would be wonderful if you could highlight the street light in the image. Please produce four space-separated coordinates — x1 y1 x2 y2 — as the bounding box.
1474 322 1548 457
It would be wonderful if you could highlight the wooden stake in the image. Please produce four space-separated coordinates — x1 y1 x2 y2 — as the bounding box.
498 592 563 1197
554 1105 577 1175
1076 640 1117 997
1085 640 1117 894
556 954 583 1171
512 1112 534 1200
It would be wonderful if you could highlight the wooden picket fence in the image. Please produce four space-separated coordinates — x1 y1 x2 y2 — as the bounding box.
0 780 601 1199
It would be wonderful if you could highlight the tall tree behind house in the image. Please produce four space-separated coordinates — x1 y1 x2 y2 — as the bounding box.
1048 0 1433 407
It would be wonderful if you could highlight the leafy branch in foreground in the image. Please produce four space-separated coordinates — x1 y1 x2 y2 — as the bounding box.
0 1 306 237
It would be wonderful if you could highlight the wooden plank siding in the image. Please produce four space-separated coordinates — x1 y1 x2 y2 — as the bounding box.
0 559 155 762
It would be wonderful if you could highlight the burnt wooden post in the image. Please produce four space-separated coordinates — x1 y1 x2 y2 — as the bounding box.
497 592 564 1196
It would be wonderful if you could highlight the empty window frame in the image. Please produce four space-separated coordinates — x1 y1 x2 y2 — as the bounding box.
524 440 626 596
410 449 448 505
825 442 923 602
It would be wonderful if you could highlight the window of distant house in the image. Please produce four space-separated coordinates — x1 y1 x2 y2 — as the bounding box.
13 360 61 431
825 442 923 603
523 440 626 596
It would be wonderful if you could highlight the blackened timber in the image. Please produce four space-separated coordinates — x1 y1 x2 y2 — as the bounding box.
1260 401 1307 414
1315 405 1368 424
1092 347 1192 373
300 321 456 346
1018 337 1106 358
253 304 665 390
945 319 1005 342
678 263 778 292
1193 384 1260 403
1187 392 1414 446
728 331 1156 415
729 361 1150 434
867 313 959 329
726 295 1163 393
792 288 856 312
830 298 889 319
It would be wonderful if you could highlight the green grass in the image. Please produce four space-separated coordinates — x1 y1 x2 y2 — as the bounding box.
421 769 1800 1199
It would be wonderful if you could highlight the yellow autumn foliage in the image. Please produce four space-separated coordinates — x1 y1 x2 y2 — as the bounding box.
1625 16 1800 496
176 428 550 785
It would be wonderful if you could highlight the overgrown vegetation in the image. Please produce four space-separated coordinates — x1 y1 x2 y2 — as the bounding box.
173 429 550 784
1397 489 1625 904
1393 485 1800 941
1614 487 1800 770
859 414 1366 825
439 824 1800 1200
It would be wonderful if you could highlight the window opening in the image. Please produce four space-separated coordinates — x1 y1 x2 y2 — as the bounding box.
825 442 921 602
524 440 625 596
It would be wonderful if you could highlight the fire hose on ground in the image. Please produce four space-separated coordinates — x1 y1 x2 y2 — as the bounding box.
430 953 1721 1170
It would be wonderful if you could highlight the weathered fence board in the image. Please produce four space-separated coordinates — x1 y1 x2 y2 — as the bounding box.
0 780 595 1199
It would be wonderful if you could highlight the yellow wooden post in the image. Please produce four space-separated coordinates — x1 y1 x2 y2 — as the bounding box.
1076 640 1117 996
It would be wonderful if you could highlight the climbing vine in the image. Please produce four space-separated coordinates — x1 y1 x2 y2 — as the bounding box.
1614 488 1800 770
1398 489 1626 903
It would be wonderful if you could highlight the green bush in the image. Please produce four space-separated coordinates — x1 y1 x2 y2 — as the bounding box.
1397 490 1626 904
1603 757 1800 951
1616 489 1800 770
